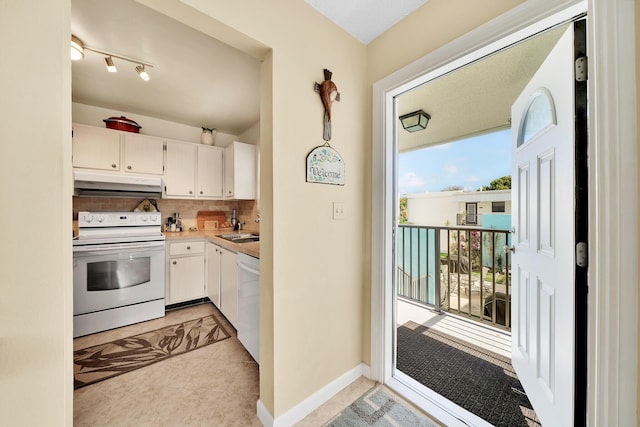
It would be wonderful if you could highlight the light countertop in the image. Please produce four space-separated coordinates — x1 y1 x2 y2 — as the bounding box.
163 230 260 259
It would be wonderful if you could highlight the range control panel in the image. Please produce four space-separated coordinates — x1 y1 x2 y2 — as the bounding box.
78 211 162 228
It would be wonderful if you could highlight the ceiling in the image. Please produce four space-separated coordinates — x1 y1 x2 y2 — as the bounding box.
304 0 427 45
71 0 261 135
397 25 567 152
71 0 565 147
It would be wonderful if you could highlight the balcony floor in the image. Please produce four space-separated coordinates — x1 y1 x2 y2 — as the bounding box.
397 298 511 358
396 298 540 426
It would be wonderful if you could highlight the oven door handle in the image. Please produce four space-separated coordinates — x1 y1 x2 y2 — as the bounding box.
73 242 165 254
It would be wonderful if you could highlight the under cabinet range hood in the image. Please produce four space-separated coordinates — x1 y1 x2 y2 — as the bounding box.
74 170 163 198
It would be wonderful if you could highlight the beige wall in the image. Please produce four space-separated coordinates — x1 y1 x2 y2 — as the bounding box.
0 0 73 426
636 0 640 419
366 0 526 85
161 0 369 417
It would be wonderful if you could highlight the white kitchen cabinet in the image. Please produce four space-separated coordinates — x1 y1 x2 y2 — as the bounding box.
206 241 238 327
164 141 223 199
165 141 196 197
167 240 206 305
224 141 256 200
122 133 164 175
72 124 120 171
197 145 224 198
206 242 221 306
72 123 163 175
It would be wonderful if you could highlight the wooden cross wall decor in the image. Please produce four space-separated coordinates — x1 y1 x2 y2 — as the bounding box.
314 69 340 142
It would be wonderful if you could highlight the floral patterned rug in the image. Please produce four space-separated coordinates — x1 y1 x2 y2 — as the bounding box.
74 314 231 389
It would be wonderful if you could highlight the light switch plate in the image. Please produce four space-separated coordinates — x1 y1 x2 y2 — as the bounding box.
333 202 345 220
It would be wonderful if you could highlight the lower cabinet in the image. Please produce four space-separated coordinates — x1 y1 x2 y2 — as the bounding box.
167 240 206 304
206 242 238 327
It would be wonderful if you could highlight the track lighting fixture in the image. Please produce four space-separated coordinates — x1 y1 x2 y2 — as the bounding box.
71 34 153 81
71 35 84 60
104 56 117 73
136 65 150 81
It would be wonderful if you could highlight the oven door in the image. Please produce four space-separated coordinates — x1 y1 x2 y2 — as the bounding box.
73 241 165 316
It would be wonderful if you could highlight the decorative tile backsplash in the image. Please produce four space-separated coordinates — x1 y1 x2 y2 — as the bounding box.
73 197 259 233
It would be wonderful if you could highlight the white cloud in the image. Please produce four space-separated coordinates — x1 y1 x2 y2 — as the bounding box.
399 172 425 189
464 176 480 182
444 163 458 174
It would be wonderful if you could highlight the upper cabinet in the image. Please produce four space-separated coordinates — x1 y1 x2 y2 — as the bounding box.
164 140 223 200
164 141 196 197
72 124 255 201
72 124 120 171
72 124 163 175
122 133 164 175
197 145 224 198
224 141 256 200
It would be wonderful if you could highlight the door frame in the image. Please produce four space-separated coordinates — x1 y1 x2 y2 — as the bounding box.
370 0 638 425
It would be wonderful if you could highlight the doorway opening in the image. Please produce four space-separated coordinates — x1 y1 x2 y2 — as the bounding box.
386 16 587 427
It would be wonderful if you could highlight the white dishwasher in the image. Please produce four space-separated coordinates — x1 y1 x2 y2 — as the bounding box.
237 252 260 364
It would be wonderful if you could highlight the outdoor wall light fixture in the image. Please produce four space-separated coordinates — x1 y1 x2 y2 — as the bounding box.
399 109 431 132
71 35 154 81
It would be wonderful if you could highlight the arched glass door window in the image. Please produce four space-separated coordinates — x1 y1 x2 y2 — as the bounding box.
517 88 557 147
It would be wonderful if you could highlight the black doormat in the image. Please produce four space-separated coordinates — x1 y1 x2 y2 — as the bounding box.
397 321 540 427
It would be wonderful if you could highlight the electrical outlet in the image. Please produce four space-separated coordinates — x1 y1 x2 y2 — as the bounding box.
333 202 345 220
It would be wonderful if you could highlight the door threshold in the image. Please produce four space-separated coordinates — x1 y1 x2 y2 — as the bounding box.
387 372 493 427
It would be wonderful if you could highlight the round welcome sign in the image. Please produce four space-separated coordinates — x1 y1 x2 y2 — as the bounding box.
306 145 345 186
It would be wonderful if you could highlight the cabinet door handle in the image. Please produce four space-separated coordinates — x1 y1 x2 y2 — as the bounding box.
111 163 117 168
127 165 132 170
189 190 193 194
187 246 191 250
172 260 177 265
199 190 203 194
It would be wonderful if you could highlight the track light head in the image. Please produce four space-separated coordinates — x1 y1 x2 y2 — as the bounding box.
104 56 117 72
136 65 150 81
70 35 84 60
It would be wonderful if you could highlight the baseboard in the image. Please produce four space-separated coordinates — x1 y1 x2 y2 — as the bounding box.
256 363 370 427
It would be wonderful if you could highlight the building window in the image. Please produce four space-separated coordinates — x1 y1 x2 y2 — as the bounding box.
492 201 506 213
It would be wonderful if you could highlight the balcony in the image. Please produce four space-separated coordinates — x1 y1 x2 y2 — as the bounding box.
397 224 512 330
395 225 540 425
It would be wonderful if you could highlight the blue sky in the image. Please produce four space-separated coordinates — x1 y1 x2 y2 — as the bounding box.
398 129 512 195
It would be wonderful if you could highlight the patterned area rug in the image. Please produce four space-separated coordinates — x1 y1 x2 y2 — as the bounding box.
324 388 438 427
397 321 540 426
74 315 230 389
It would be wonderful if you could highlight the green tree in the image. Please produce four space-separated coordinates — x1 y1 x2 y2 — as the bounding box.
399 197 408 224
441 185 464 191
479 175 511 191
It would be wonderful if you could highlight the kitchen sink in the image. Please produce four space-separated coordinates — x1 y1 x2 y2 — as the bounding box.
219 233 260 243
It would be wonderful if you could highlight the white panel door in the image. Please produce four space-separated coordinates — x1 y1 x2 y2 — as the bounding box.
511 25 575 427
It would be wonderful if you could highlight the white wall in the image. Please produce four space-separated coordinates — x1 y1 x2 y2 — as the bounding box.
407 193 461 226
0 1 73 425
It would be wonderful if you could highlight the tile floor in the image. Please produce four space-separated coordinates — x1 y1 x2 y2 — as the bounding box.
74 302 431 426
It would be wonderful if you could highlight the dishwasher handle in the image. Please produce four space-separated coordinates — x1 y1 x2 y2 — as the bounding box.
237 259 260 276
